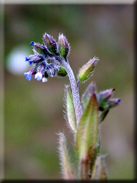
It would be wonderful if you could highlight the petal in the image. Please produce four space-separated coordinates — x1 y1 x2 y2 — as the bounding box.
35 72 42 81
25 57 29 61
29 60 34 65
42 77 48 82
24 72 32 81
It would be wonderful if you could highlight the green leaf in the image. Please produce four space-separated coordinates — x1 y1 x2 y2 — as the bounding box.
91 155 107 180
64 85 77 133
76 93 99 161
58 133 75 179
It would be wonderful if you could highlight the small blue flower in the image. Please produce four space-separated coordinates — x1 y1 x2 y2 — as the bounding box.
29 60 34 65
30 41 34 46
25 57 29 61
35 72 42 81
24 72 32 81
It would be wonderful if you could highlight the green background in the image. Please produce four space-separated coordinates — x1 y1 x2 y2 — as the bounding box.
4 4 134 179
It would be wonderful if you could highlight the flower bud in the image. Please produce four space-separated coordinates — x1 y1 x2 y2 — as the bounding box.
32 42 53 57
108 98 121 108
57 67 67 77
97 88 115 101
97 88 115 111
78 57 99 83
58 33 70 58
43 33 58 55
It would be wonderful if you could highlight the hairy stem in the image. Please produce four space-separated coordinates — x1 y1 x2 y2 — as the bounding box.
57 57 82 125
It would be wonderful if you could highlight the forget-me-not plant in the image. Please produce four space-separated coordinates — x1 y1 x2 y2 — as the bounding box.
24 32 121 180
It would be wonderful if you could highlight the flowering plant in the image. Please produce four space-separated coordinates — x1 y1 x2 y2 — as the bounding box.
24 32 120 180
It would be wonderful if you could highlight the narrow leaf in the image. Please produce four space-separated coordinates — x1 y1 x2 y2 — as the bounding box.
58 133 75 179
76 93 98 160
64 85 77 133
91 155 107 180
81 82 96 109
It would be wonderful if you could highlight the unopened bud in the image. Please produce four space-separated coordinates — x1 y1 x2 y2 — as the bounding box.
97 89 115 111
57 67 67 77
108 98 121 108
78 57 99 83
58 33 70 58
98 88 115 102
43 33 58 55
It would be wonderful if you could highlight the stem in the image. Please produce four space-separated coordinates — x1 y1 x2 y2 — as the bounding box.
57 57 82 125
80 158 90 179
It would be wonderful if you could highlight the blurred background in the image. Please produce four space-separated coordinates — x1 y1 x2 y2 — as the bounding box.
4 4 134 179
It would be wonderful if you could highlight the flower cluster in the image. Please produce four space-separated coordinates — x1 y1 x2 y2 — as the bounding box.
23 32 121 180
82 82 121 122
24 33 70 82
97 88 121 122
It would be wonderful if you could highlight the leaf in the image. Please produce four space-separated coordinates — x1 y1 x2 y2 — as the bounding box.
81 82 96 109
76 93 99 161
91 155 107 180
64 85 77 133
58 133 75 179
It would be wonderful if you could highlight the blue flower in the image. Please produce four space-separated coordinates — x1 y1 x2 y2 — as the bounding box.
34 72 42 81
29 60 34 65
25 57 29 61
24 72 32 81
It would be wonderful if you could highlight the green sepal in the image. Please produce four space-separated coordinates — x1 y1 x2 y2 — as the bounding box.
57 67 67 77
58 33 70 58
43 33 59 55
59 45 67 58
78 57 99 83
